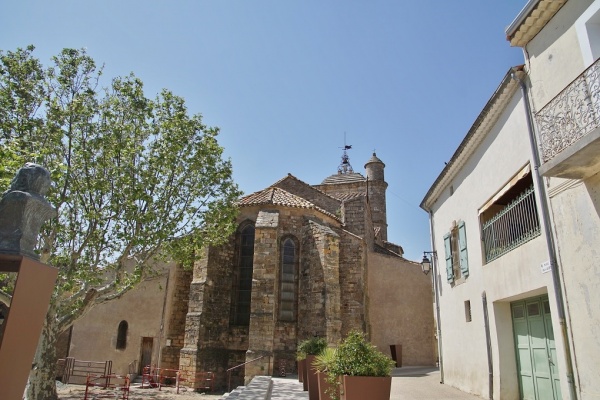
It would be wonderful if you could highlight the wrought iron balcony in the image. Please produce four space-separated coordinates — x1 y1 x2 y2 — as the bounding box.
482 185 541 263
535 58 600 179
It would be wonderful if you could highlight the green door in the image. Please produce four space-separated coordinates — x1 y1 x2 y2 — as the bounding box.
512 296 561 400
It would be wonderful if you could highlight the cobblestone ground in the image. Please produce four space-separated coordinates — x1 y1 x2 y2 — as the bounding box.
57 382 223 400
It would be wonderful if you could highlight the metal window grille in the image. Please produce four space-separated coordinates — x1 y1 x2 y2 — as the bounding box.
481 185 541 263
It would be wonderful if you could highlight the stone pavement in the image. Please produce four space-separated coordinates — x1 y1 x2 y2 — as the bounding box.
270 367 485 400
391 366 484 400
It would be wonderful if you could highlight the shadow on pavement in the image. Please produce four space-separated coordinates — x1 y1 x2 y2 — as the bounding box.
390 366 439 378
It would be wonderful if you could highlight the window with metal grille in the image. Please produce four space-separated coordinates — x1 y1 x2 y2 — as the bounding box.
116 320 128 350
279 237 298 321
230 223 255 326
480 171 540 263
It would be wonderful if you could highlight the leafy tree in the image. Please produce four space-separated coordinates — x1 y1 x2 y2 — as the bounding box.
0 46 242 400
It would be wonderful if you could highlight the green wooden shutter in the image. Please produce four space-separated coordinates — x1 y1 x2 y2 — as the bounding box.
444 233 454 283
458 221 469 278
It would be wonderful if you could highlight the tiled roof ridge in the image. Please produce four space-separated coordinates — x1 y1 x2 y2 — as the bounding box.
238 186 341 222
272 173 343 203
320 172 366 185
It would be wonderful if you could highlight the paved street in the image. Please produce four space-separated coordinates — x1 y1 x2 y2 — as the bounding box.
391 367 484 400
271 367 485 400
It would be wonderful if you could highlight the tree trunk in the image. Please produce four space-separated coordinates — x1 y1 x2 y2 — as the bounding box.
24 307 59 400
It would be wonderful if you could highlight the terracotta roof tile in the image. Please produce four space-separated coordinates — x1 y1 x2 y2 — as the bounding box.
237 187 340 221
321 172 366 185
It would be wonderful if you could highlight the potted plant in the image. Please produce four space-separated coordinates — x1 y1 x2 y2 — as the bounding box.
327 330 395 400
298 337 328 399
297 349 306 386
312 347 339 400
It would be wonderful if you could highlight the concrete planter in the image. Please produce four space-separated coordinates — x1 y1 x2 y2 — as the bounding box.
306 355 319 400
298 359 305 383
316 371 338 400
340 375 392 400
301 359 308 391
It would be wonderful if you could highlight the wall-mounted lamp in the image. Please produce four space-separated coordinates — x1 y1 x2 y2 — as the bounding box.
421 251 436 276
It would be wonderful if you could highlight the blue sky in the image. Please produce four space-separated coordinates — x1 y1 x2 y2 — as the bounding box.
2 1 526 261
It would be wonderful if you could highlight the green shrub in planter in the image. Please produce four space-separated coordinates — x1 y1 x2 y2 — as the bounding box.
329 330 394 377
327 330 395 400
313 348 339 400
298 338 328 399
298 337 327 393
312 347 337 373
298 337 328 356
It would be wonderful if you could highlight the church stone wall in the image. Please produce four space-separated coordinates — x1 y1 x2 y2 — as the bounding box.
161 265 192 369
180 239 241 391
314 181 366 200
367 181 388 241
367 253 436 366
245 211 279 380
338 230 368 337
341 196 368 241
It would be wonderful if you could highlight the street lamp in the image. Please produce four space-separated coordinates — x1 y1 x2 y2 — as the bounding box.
421 254 432 275
421 251 437 275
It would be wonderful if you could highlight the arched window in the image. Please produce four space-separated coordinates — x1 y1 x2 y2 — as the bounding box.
116 320 128 350
279 237 298 321
230 224 255 326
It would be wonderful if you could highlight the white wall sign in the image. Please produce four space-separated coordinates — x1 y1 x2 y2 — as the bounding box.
541 260 551 274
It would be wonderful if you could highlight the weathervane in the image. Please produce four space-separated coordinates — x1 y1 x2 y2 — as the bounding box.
338 133 354 174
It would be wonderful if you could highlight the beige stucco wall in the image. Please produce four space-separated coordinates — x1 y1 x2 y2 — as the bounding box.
526 1 600 398
428 88 570 399
367 252 436 366
546 174 600 399
524 0 593 110
68 261 175 376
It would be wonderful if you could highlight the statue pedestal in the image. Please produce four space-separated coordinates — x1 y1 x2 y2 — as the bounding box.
0 254 58 400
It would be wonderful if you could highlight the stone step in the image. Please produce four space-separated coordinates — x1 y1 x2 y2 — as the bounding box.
220 376 272 400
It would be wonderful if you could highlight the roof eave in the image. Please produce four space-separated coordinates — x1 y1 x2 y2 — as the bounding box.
420 67 524 212
505 0 568 47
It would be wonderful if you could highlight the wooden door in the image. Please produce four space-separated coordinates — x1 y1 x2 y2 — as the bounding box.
512 296 561 400
140 337 154 373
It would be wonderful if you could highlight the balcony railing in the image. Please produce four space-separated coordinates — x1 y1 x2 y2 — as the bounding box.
482 185 541 263
535 58 600 163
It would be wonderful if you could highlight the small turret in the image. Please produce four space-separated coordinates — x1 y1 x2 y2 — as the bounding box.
364 153 385 181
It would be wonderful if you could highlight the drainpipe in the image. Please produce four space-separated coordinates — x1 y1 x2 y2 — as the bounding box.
482 291 493 400
511 68 578 400
426 210 444 384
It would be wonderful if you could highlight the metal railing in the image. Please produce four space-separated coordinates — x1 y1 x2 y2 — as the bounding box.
536 57 600 163
226 355 271 392
482 185 541 263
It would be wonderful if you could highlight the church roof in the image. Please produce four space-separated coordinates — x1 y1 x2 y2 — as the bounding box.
320 172 366 185
272 174 341 202
329 192 365 202
237 187 340 221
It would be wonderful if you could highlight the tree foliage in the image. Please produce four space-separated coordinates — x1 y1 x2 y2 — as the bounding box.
0 46 241 399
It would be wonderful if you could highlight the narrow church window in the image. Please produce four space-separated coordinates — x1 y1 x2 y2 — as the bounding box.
116 320 128 350
230 224 255 326
279 237 298 321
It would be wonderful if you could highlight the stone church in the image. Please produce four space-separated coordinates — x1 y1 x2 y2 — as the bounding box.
63 151 436 390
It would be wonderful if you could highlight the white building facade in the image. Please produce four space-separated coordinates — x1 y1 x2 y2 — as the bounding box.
421 68 567 400
422 1 600 399
508 0 600 399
